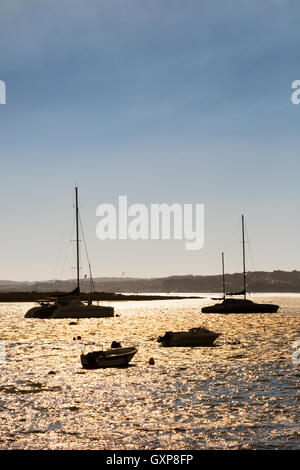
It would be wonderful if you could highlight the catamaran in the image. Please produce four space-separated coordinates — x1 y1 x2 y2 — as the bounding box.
25 187 114 319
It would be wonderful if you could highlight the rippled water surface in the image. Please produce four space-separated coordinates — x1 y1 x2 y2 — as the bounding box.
0 296 299 449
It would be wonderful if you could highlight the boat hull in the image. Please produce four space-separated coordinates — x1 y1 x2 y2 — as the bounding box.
158 329 220 347
51 305 114 318
202 299 279 314
24 305 56 318
80 347 137 369
25 301 114 318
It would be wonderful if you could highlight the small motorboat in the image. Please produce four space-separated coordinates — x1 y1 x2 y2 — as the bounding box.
157 327 220 347
80 345 138 369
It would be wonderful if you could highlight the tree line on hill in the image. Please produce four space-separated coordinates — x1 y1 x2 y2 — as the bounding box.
0 270 299 293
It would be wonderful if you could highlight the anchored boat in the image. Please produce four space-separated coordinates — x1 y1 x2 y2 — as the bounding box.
202 216 279 314
202 297 279 314
25 293 114 319
157 327 220 347
25 187 114 319
81 345 138 369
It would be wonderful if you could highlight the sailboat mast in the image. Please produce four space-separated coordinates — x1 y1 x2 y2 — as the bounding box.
75 187 80 294
242 214 246 299
222 252 226 299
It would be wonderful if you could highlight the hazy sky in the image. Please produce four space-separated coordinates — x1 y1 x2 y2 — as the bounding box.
1 0 300 281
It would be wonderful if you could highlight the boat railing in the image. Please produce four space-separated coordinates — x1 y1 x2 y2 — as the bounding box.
80 340 138 354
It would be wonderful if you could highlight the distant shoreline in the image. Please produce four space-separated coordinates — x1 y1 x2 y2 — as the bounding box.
0 291 300 303
1 271 300 295
0 292 201 303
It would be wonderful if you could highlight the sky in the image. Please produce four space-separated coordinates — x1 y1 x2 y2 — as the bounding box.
0 0 300 281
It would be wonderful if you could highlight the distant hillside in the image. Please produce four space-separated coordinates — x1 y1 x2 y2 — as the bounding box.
1 270 300 293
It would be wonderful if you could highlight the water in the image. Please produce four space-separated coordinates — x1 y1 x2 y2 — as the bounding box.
0 295 299 449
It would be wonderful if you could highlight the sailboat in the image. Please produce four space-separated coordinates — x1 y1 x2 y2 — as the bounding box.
201 215 279 314
25 187 114 319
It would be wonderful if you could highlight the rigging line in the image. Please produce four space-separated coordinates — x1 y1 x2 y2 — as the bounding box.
79 214 96 294
51 193 74 281
59 218 75 282
229 221 241 275
245 223 255 273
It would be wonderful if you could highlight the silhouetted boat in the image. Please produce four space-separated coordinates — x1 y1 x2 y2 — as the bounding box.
25 294 114 319
202 297 279 314
81 346 138 369
157 327 220 347
202 216 279 314
25 188 114 319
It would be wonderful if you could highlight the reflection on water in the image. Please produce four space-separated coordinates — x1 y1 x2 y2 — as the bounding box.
0 296 299 449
